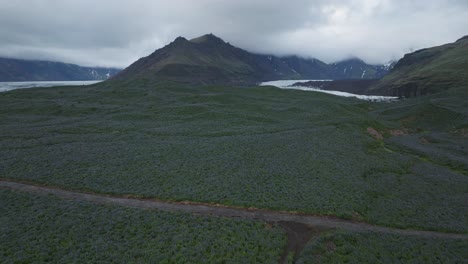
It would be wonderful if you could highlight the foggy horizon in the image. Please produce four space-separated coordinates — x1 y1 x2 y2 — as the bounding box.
1 0 467 68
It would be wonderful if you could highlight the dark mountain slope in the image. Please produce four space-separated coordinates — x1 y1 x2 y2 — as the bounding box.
368 36 468 97
0 57 121 82
115 35 247 85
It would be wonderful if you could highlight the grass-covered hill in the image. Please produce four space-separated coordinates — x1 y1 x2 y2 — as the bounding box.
368 36 468 97
113 34 390 85
0 57 121 82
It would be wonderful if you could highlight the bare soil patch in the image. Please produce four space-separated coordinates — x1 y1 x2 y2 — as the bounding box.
277 221 330 264
367 127 383 140
389 129 409 136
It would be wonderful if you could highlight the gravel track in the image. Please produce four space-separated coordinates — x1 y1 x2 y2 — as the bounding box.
1 179 466 240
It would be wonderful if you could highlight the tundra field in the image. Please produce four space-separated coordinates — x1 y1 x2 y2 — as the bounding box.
1 80 467 263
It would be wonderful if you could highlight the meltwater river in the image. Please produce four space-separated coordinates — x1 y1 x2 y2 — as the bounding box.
1 79 398 102
260 80 398 102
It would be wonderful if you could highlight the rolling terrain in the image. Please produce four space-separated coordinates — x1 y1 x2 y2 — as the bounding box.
0 57 121 82
1 78 467 262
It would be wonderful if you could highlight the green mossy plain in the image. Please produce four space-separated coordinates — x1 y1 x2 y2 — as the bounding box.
0 81 467 233
0 81 467 263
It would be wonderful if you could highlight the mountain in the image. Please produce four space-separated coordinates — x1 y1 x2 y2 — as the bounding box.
367 36 468 97
114 34 301 85
114 34 255 85
0 57 121 82
113 34 390 85
330 58 395 79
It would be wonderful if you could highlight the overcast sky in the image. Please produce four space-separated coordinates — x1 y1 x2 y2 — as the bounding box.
1 0 467 68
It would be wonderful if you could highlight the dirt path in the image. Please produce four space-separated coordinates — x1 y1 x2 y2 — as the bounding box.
1 179 466 241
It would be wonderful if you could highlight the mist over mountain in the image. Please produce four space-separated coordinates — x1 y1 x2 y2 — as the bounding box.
330 58 396 80
368 35 468 97
113 34 392 85
1 1 467 68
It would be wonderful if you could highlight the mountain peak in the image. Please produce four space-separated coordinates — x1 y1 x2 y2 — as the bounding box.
190 33 225 44
166 36 190 49
172 36 188 43
456 35 468 42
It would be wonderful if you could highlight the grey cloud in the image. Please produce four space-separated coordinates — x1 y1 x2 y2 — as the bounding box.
0 0 467 67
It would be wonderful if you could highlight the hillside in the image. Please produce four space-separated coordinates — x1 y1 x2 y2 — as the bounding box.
0 57 121 82
368 36 468 97
113 34 390 85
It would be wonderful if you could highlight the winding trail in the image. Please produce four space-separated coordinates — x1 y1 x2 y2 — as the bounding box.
1 179 466 240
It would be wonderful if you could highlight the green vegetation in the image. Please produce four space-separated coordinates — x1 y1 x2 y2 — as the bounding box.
1 81 466 233
0 188 285 263
373 86 468 173
296 230 467 263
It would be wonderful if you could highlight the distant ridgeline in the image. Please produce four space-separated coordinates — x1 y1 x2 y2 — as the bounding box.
291 35 468 97
0 57 121 82
112 33 393 86
112 33 468 98
367 35 468 97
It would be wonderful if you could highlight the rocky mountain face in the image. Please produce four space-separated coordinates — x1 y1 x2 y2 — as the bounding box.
113 34 392 85
368 36 468 97
0 57 121 82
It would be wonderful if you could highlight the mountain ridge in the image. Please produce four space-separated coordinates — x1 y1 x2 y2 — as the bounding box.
368 35 468 97
113 34 392 85
0 57 121 82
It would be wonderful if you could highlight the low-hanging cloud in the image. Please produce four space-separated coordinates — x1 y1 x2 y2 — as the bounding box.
0 0 467 68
